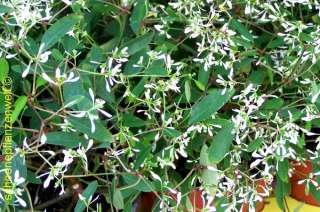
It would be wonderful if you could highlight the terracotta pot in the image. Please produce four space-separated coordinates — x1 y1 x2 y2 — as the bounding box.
188 190 205 212
290 160 320 206
134 192 157 212
169 189 205 212
241 179 267 212
134 189 205 212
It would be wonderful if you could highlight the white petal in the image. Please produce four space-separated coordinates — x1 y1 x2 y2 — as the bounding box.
98 109 112 118
40 134 47 144
43 176 51 188
42 72 55 84
78 194 85 201
71 111 86 117
62 0 72 5
6 54 17 59
250 159 262 169
55 68 61 78
17 196 27 207
23 137 30 149
22 65 31 78
87 140 94 150
67 76 80 83
105 80 111 92
67 71 74 79
89 88 95 102
14 171 19 181
89 117 96 133
108 77 114 86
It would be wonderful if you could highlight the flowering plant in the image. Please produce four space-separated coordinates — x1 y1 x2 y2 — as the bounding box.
0 0 320 211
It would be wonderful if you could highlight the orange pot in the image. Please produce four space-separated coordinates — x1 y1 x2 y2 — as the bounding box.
290 160 320 206
241 179 267 212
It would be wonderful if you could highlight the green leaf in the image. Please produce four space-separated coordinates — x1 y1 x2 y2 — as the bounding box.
41 14 82 51
208 121 235 163
26 170 41 184
184 80 191 102
36 75 48 88
75 181 98 212
310 183 320 203
123 48 149 75
46 132 87 148
67 116 113 145
0 5 13 13
230 18 253 42
198 65 211 87
113 189 124 209
275 175 289 210
164 128 181 138
123 113 145 127
231 37 253 48
238 58 252 73
201 168 218 197
277 159 289 182
63 80 91 111
194 80 205 91
12 96 28 123
129 0 148 34
267 37 285 49
188 89 234 125
248 70 266 85
200 144 210 166
247 138 263 152
279 108 301 121
261 98 284 111
215 197 228 212
134 144 151 169
122 174 155 192
144 59 167 76
122 32 154 55
200 145 219 193
0 153 27 205
0 58 9 82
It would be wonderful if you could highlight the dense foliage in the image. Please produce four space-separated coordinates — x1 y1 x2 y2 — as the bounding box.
1 0 320 211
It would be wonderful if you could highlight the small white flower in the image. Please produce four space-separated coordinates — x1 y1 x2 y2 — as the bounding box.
42 68 80 85
39 51 51 63
70 88 112 133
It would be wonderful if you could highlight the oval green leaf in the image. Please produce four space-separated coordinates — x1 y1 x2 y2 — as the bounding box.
0 58 9 82
75 181 98 212
67 116 113 145
46 131 87 148
129 0 148 34
208 121 234 163
12 95 27 123
188 89 234 125
41 14 82 51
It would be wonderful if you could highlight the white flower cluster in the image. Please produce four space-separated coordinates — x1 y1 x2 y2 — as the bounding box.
38 140 93 195
1 0 52 39
93 47 129 93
